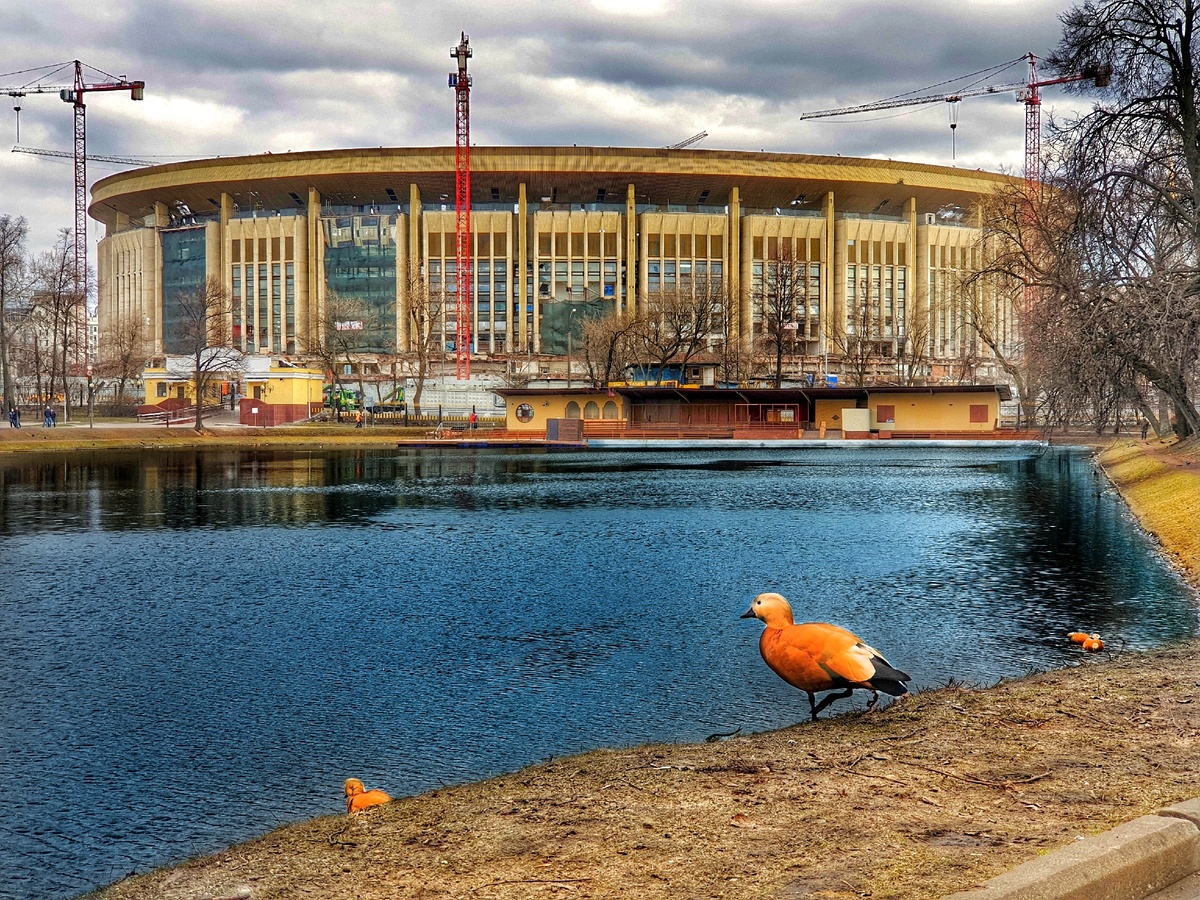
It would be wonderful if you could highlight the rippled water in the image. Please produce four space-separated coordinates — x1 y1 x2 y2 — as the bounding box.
0 445 1194 899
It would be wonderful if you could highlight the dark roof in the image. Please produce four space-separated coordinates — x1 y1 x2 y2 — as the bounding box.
494 384 1013 401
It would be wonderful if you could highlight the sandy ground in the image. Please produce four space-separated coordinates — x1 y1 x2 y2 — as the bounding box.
13 426 1192 900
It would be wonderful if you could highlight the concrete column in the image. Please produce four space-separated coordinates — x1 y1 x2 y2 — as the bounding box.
518 183 528 348
307 188 322 348
833 217 847 352
727 186 742 348
824 192 836 365
915 198 930 360
405 183 422 352
626 184 637 318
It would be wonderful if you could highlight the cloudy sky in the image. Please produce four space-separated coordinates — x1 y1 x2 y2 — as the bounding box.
1 0 1094 257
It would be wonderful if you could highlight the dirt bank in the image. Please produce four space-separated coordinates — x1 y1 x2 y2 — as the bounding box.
74 435 1200 900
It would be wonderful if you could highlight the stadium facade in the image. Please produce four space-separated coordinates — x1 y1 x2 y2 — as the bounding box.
91 145 1021 383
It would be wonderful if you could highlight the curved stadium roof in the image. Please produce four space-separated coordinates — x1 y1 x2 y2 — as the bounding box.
89 145 1019 229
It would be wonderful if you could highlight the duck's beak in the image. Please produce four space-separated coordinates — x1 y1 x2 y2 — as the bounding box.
739 606 756 619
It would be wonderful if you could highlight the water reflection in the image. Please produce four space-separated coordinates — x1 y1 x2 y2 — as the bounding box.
0 445 1194 900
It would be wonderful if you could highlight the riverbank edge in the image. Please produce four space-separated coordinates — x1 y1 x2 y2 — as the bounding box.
74 434 1200 900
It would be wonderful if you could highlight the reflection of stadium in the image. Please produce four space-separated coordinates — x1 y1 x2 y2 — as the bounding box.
91 146 1021 380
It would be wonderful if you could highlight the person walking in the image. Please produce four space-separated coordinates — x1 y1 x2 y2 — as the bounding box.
43 406 52 428
7 408 15 428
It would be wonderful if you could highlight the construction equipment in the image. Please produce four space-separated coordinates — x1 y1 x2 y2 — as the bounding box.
667 130 708 150
12 145 152 166
799 53 1111 193
3 60 144 376
449 33 472 380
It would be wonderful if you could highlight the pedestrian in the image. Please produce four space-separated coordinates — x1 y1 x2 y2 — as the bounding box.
1141 420 1150 440
6 408 14 428
50 407 57 427
12 406 19 428
43 406 52 428
469 409 477 430
355 410 363 428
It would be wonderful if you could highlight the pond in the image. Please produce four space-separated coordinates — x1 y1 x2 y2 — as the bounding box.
0 445 1193 900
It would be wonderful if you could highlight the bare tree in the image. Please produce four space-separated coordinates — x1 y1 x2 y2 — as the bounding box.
899 301 932 387
401 273 445 413
580 310 641 386
173 276 243 431
93 315 149 414
0 214 28 413
1037 0 1200 437
755 246 806 387
827 264 880 387
28 230 84 416
636 274 721 383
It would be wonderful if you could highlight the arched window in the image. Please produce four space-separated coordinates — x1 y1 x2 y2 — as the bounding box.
584 401 600 419
602 400 618 419
565 401 581 418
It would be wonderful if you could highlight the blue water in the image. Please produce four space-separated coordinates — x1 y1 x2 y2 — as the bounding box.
0 445 1194 899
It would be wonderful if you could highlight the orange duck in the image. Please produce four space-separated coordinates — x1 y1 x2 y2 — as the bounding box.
344 778 391 813
741 592 911 721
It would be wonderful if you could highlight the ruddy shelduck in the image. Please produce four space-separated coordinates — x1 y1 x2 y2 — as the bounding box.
741 592 911 721
344 778 391 814
1082 636 1105 652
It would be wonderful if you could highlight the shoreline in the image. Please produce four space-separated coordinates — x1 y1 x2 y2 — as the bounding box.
56 431 1200 900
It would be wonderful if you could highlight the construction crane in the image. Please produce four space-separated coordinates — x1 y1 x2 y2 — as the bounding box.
12 145 152 166
449 33 472 380
799 53 1111 194
3 60 144 376
667 130 708 150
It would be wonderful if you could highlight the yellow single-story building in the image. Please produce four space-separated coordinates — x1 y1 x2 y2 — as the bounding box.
495 385 1011 438
141 355 325 426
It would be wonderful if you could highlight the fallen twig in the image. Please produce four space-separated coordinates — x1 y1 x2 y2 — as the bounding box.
898 760 1051 789
706 726 743 742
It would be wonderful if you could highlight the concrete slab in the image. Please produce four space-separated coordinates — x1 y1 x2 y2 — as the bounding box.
1145 873 1200 900
939 813 1200 900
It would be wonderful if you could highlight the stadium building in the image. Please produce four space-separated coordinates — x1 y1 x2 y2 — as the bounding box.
91 145 1021 387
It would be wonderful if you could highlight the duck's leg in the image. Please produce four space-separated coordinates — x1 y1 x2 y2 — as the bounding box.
865 689 880 711
806 691 818 721
812 688 854 718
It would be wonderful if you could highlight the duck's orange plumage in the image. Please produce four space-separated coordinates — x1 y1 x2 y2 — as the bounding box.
741 592 911 721
1082 636 1105 652
344 778 391 814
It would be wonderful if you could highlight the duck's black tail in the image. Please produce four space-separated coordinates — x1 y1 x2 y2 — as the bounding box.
869 659 911 696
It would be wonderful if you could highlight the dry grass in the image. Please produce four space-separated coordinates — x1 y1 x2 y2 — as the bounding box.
1101 438 1200 589
34 431 1198 900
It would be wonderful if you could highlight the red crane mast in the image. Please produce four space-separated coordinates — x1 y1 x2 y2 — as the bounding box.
450 33 473 380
